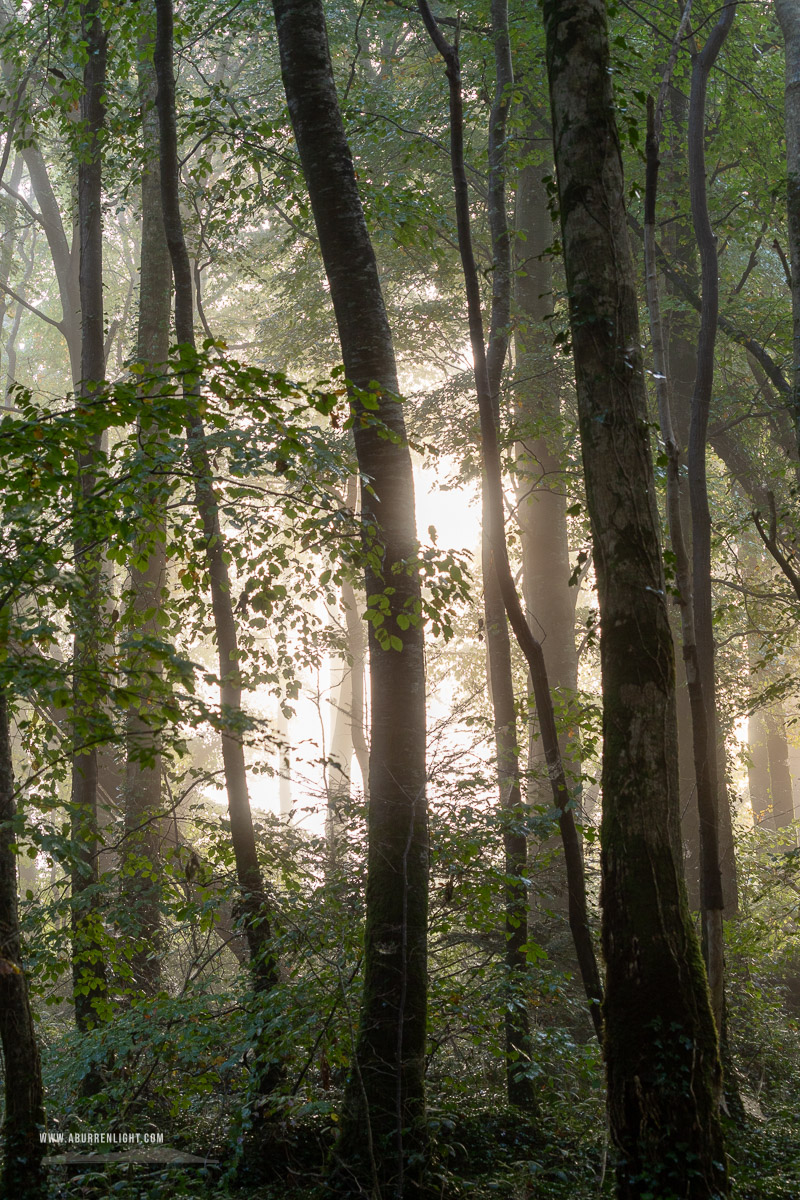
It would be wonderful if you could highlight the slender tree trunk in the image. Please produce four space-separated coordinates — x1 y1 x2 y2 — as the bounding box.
513 128 584 954
418 0 603 1045
480 0 536 1109
21 143 81 388
154 0 278 1004
644 71 727 1031
747 706 772 827
271 1 428 1191
0 685 46 1199
71 0 108 1040
767 707 794 829
342 574 370 797
4 224 36 400
120 14 173 998
542 0 728 1194
687 0 738 1031
325 477 359 862
775 0 800 455
659 76 703 909
0 154 22 393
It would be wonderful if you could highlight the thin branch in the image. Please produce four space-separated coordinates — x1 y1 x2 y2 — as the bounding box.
0 281 65 333
773 238 792 288
752 493 800 602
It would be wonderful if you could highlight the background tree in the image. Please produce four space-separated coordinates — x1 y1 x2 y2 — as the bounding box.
542 0 728 1193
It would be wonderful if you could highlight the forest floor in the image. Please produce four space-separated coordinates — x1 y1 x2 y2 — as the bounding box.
42 1108 800 1200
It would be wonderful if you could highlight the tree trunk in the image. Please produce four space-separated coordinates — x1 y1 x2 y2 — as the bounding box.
325 477 359 861
0 686 46 1199
418 0 603 1046
71 0 108 1041
0 154 22 394
767 707 794 830
342 573 370 797
686 0 738 1030
661 80 703 909
775 0 800 455
120 11 173 998
513 127 584 956
644 68 727 1034
154 0 279 1085
542 0 729 1194
21 142 81 388
482 0 535 1109
747 707 772 827
271 0 428 1190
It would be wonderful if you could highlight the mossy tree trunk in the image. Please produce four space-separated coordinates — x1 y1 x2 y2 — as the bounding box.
542 0 729 1195
270 2 428 1193
0 685 46 1199
71 0 109 1042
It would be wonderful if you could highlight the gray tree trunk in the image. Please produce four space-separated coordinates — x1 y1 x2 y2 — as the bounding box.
513 131 582 949
120 11 173 998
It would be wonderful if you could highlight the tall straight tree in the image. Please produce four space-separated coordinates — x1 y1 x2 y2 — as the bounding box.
271 0 428 1191
481 0 536 1109
775 0 800 456
686 0 738 1031
541 0 728 1195
513 123 584 944
418 0 603 1047
154 0 279 1085
120 6 174 998
71 0 109 1040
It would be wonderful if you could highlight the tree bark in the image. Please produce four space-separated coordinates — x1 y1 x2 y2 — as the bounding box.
644 76 728 1033
418 0 603 1046
154 0 279 1073
775 0 800 455
747 707 772 827
513 127 585 958
646 72 704 909
0 686 46 1199
270 0 428 1190
71 0 108 1042
767 707 794 829
686 0 738 1030
542 0 728 1194
481 0 536 1109
120 9 173 998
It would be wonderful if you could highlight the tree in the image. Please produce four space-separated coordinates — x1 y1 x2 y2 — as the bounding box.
0 683 45 1199
154 0 280 1089
541 0 728 1193
775 0 800 455
271 0 428 1190
119 3 174 1000
70 0 109 1046
686 0 738 1030
418 0 603 1047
